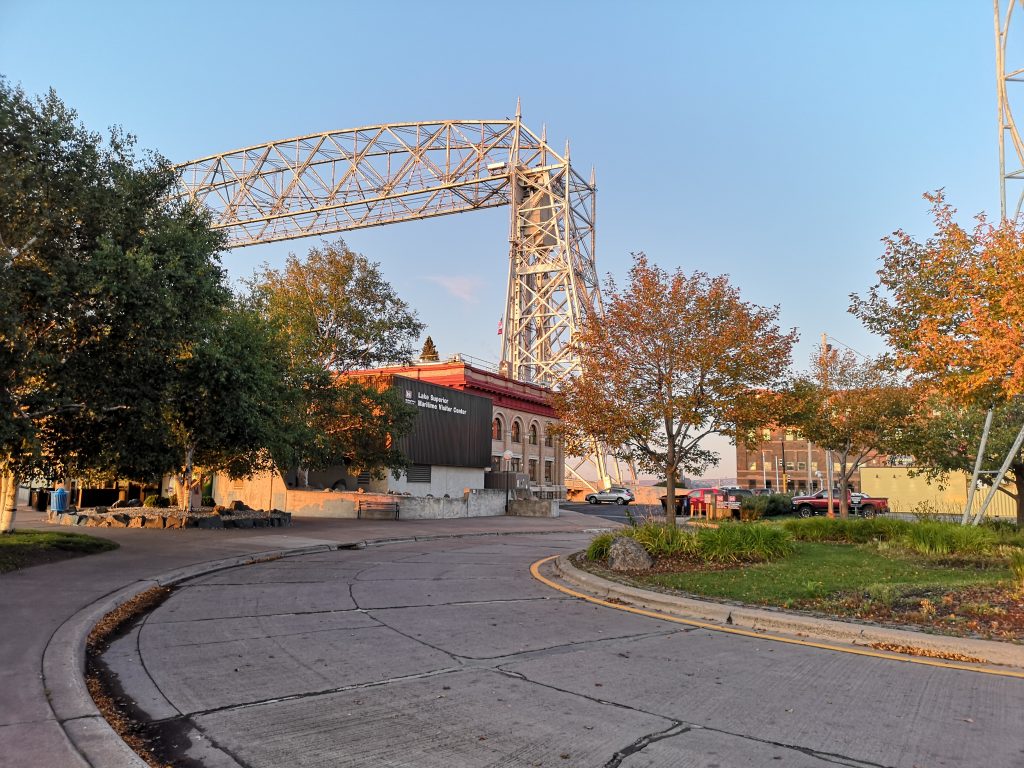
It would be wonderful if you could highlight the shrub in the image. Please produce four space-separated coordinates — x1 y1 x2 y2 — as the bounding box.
201 495 215 507
142 495 159 508
695 523 794 564
166 494 177 508
586 532 618 561
740 496 767 521
764 493 793 517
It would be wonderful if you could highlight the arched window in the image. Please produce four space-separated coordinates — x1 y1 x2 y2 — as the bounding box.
492 418 503 440
528 424 538 445
510 420 522 443
544 424 554 447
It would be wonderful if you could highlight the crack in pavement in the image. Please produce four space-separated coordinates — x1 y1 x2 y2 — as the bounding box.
499 667 899 768
162 665 466 720
604 722 691 768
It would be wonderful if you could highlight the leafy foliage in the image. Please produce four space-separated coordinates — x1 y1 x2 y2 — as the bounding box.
556 253 796 525
895 395 1024 526
851 191 1024 404
0 79 227 476
246 240 423 480
785 346 915 517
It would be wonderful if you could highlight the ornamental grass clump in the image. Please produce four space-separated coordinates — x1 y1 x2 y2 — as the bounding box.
783 517 854 542
586 532 619 561
783 516 911 544
900 521 998 557
695 523 795 564
1009 550 1024 592
629 520 697 557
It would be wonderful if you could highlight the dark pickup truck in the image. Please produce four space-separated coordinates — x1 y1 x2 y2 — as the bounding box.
791 490 889 518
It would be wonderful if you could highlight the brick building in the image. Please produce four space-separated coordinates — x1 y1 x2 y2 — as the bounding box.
735 427 891 494
352 359 565 499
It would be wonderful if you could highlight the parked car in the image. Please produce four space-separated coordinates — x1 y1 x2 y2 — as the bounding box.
585 486 635 505
660 489 693 514
750 487 774 496
790 490 889 518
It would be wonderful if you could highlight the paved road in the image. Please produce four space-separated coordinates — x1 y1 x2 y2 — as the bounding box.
0 508 608 768
562 501 664 525
112 531 1024 768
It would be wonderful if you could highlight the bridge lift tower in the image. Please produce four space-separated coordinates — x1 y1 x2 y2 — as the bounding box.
175 103 624 491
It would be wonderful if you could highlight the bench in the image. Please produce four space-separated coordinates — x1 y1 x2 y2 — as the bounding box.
356 500 400 520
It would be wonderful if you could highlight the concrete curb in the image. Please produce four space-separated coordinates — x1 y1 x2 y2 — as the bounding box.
42 542 346 768
551 555 1024 671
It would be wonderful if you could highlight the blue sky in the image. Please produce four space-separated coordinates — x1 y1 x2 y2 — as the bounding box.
0 1 1008 476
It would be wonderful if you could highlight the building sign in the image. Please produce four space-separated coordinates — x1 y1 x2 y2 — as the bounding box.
405 388 469 417
393 376 491 468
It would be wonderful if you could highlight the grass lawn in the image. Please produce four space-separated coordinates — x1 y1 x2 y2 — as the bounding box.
639 542 1011 608
0 530 119 573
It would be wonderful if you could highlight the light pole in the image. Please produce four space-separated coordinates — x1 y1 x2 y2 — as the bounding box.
761 451 767 488
503 450 514 514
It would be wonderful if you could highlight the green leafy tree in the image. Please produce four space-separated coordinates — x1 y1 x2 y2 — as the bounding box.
555 253 797 526
246 239 424 482
0 79 225 530
786 345 915 517
162 302 293 510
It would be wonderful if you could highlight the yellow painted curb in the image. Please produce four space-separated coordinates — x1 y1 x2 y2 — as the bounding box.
530 555 1024 680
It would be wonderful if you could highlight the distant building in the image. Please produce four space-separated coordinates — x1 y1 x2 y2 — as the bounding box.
735 427 894 494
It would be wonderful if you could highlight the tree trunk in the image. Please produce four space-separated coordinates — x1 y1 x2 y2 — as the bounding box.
0 470 19 534
664 423 677 528
838 448 850 519
179 445 195 513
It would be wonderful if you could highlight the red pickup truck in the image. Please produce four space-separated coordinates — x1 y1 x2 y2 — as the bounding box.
791 490 889 518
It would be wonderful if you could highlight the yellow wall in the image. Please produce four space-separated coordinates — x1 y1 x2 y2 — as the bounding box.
862 467 1016 518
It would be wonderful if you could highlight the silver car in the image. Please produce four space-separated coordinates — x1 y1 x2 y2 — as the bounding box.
585 486 635 505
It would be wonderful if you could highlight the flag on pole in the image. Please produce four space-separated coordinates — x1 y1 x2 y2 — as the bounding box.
497 318 503 335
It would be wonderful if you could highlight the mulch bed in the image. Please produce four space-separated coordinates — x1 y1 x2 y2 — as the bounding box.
809 585 1024 643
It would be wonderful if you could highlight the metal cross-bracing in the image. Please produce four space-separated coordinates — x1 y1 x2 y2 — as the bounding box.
996 0 1024 219
175 109 614 489
174 113 600 390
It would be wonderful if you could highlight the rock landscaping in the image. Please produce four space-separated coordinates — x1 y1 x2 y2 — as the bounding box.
45 502 291 530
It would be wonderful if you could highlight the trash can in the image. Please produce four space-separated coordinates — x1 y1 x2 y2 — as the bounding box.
51 487 68 513
33 490 50 512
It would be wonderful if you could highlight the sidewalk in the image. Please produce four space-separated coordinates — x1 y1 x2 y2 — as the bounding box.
0 506 608 768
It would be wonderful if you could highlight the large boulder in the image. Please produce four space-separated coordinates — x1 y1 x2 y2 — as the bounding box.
607 537 654 572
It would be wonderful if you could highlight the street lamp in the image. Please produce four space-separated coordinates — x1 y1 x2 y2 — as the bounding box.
503 450 514 513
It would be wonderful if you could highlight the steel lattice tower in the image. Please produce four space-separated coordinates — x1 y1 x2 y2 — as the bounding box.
175 105 615 488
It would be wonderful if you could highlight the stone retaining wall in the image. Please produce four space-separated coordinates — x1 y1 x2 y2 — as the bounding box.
46 509 292 530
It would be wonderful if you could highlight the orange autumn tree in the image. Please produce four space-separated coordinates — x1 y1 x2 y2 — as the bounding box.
554 253 797 526
852 191 1024 524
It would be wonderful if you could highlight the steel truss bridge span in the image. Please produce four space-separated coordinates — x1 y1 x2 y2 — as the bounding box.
175 111 621 490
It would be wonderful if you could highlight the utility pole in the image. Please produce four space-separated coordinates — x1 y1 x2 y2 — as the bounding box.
822 333 835 518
